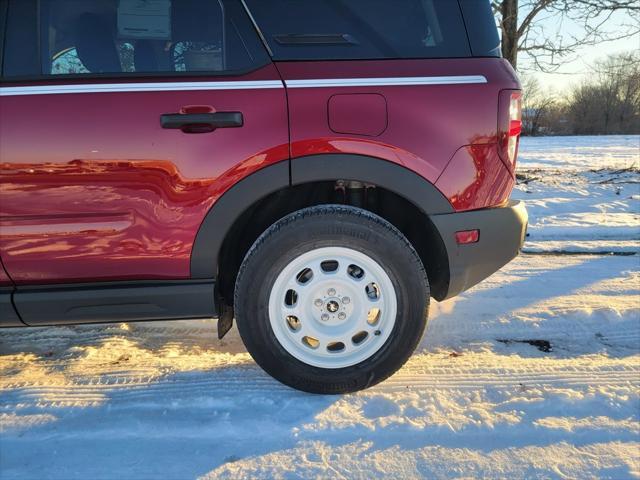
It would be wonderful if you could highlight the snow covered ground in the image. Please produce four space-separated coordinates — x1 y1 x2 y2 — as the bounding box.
1 135 639 479
516 135 640 254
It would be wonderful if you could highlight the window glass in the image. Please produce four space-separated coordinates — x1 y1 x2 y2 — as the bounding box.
3 0 268 78
458 0 501 57
2 0 39 77
0 0 7 72
245 0 471 61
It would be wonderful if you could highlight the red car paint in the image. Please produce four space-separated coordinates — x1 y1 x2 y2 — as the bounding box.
0 0 529 394
0 57 519 284
278 58 519 187
327 93 388 137
0 65 289 284
435 141 515 211
0 259 12 287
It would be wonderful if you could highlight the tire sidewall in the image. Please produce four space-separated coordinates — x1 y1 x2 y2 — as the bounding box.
235 207 429 394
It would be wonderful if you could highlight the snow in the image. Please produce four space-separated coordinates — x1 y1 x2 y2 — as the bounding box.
1 136 639 479
515 135 640 254
517 135 639 170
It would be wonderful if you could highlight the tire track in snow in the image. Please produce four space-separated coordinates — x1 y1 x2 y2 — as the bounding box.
2 359 638 409
1 254 637 409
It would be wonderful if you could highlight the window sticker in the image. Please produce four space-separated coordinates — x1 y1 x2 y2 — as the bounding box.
118 0 172 40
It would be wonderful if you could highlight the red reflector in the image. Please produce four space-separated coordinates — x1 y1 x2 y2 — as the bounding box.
455 229 480 245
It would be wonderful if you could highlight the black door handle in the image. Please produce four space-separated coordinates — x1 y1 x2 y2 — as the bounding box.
160 112 244 133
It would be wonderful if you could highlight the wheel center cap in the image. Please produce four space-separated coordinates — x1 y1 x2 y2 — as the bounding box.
326 300 340 313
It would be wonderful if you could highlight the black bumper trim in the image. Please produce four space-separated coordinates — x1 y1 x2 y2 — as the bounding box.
431 200 528 300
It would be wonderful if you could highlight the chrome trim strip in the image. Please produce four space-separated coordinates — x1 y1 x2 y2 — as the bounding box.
0 76 488 96
0 80 285 96
285 75 488 88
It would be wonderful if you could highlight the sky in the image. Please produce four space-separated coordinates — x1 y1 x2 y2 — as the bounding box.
515 7 640 93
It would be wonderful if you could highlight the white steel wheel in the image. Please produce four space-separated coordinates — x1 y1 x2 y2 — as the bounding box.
235 205 430 394
268 246 397 369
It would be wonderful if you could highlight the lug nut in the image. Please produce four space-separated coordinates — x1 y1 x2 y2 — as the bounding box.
338 312 347 320
314 299 323 307
328 288 336 296
321 314 330 321
342 297 351 305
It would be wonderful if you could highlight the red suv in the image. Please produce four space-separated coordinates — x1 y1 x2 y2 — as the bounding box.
0 0 527 393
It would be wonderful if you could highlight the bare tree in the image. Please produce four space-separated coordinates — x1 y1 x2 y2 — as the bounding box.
521 75 556 135
493 0 640 71
596 52 640 132
567 51 640 134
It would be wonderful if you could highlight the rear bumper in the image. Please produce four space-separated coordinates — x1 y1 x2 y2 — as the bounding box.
431 200 528 300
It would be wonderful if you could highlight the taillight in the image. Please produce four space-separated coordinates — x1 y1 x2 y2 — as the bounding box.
498 90 522 168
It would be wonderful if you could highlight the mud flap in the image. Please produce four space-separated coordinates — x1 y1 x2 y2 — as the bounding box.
218 305 234 339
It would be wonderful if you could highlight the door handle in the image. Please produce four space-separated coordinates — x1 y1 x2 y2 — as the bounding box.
160 112 244 133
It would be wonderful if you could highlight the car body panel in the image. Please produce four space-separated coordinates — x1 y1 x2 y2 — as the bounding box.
0 256 13 287
0 0 526 331
276 58 519 193
0 65 289 284
435 143 514 211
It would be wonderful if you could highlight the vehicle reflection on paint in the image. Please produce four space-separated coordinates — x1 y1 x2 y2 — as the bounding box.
436 135 515 211
0 145 288 284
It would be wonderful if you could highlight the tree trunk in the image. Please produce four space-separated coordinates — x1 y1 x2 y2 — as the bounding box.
501 0 519 69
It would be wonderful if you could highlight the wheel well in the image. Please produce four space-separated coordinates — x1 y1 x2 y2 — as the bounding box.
216 181 450 307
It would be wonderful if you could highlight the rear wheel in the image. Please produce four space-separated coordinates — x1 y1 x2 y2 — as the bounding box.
234 205 429 394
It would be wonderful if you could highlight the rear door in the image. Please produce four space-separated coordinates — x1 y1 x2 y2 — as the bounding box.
0 0 22 326
0 0 288 286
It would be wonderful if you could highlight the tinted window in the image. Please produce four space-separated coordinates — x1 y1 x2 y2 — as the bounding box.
0 0 7 72
2 0 39 77
245 0 471 61
3 0 269 78
458 0 500 57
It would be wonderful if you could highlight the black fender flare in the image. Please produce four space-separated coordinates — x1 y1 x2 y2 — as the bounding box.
190 154 454 279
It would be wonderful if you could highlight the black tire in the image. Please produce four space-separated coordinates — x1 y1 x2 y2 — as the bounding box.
234 205 429 394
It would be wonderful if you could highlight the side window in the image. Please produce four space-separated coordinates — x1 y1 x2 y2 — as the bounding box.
458 0 501 57
2 0 39 77
2 0 269 78
0 0 6 73
245 0 471 61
